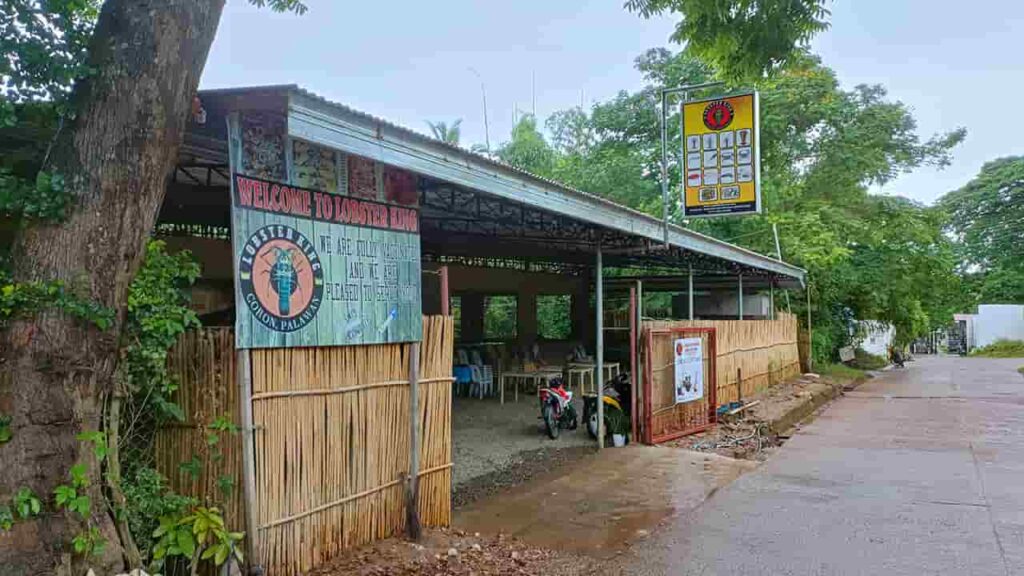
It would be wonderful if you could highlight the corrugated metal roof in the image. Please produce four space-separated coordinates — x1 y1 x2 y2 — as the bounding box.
198 84 805 282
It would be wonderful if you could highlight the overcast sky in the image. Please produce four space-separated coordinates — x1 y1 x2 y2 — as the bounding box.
202 0 1024 205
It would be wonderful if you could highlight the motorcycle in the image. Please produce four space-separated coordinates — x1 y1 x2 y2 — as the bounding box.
538 376 578 439
583 372 632 441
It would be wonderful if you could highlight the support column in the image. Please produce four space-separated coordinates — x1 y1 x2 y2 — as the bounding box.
461 294 484 342
440 266 449 316
630 280 638 438
238 350 260 572
406 343 421 540
688 265 695 320
596 247 604 449
517 289 537 346
806 283 813 372
737 274 744 320
769 280 775 320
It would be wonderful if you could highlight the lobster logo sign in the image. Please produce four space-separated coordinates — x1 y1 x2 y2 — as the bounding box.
702 100 734 131
238 225 324 332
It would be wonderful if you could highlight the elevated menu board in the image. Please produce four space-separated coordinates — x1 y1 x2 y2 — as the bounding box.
681 91 761 217
228 112 422 349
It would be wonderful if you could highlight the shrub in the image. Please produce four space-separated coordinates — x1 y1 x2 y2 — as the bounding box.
122 467 195 559
850 349 887 370
969 340 1024 358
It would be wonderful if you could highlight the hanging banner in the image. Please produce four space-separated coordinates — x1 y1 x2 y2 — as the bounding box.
681 91 761 217
228 112 422 349
674 337 704 404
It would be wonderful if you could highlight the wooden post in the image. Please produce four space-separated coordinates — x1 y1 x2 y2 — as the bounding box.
629 285 637 441
806 283 813 373
440 266 449 316
238 349 260 573
737 274 744 320
769 281 775 320
737 367 743 404
688 265 694 320
636 279 644 442
406 342 422 540
596 247 604 449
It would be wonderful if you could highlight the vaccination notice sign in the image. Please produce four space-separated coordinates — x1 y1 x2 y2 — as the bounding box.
674 337 704 404
681 91 761 217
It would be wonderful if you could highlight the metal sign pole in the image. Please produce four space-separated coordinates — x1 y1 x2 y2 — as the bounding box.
658 81 724 239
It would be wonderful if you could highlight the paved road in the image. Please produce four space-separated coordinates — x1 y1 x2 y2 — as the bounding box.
619 356 1024 576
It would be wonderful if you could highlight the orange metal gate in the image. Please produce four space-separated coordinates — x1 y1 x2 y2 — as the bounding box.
642 326 717 444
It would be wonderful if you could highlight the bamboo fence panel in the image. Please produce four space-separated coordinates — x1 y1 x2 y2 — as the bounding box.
644 313 801 406
250 315 453 576
155 328 244 531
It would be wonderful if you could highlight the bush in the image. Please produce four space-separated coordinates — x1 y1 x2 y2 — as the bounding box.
969 339 1024 358
850 349 887 370
122 466 195 558
819 363 867 382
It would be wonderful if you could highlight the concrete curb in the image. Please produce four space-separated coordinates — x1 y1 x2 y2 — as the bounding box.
765 380 846 436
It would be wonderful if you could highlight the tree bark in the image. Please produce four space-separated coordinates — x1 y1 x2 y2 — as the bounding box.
0 1 225 574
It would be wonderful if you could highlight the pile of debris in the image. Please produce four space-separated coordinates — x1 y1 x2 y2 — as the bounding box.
671 419 777 460
309 528 597 576
670 373 847 460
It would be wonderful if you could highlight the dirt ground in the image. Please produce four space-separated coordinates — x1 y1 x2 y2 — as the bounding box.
454 446 757 560
308 527 600 576
451 395 594 489
313 372 856 575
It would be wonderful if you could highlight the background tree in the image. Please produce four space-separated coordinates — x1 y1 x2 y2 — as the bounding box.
0 1 304 573
494 48 965 359
427 119 463 145
625 0 831 80
495 115 556 177
940 156 1024 305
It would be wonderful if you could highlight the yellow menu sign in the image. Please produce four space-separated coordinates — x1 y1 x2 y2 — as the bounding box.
681 91 761 217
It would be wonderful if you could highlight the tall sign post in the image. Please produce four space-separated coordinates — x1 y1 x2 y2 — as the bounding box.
681 91 761 217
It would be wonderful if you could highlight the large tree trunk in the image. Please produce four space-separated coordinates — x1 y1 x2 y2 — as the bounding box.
0 1 225 574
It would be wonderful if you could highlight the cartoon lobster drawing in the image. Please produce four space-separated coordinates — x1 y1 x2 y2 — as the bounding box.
260 246 305 316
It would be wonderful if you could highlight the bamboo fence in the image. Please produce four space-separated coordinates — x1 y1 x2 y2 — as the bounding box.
155 328 244 531
249 315 453 575
644 313 801 408
157 316 453 576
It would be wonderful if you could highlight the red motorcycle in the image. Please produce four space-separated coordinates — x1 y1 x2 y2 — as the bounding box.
538 376 578 439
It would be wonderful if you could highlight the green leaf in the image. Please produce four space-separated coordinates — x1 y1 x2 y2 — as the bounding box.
69 463 89 489
13 487 41 519
54 485 76 507
0 415 12 444
177 529 196 557
72 534 88 554
0 505 14 530
68 495 91 518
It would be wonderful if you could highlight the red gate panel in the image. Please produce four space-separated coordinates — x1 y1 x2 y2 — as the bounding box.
642 327 717 444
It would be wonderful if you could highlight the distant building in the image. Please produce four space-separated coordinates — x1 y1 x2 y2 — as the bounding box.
856 320 895 358
955 305 1024 352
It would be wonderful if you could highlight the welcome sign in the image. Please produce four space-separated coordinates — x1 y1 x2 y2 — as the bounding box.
228 112 422 349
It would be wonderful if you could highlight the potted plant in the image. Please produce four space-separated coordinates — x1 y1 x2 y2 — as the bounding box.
605 408 629 447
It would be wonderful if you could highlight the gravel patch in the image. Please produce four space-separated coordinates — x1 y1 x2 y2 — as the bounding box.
452 395 594 488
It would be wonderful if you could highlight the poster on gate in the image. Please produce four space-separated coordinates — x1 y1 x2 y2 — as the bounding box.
674 337 704 404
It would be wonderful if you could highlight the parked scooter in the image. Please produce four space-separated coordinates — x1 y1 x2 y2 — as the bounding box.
538 376 578 439
583 372 632 441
